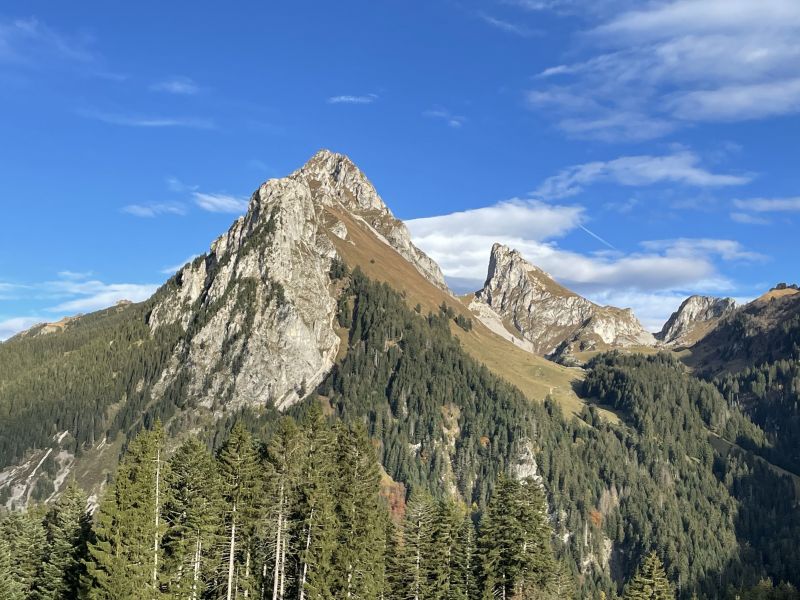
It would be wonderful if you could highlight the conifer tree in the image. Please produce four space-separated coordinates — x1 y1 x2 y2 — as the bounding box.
162 438 222 599
0 536 26 600
479 475 556 600
399 490 436 600
217 422 262 600
451 515 479 600
262 418 302 600
1 505 46 596
294 405 338 600
33 480 91 600
623 552 674 600
84 423 167 599
331 423 386 599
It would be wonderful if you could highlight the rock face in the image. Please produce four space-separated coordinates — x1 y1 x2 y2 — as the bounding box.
147 149 446 412
656 295 737 346
472 243 654 358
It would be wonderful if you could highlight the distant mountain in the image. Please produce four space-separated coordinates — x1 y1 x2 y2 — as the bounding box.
469 243 654 362
687 285 800 376
656 295 737 347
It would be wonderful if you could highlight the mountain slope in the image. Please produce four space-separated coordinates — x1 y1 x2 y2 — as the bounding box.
0 149 588 507
656 295 737 347
686 287 800 375
470 243 654 361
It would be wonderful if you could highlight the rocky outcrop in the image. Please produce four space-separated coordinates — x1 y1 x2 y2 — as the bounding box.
147 149 446 412
656 295 737 346
472 243 654 358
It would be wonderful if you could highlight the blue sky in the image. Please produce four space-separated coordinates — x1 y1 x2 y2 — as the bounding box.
1 0 799 338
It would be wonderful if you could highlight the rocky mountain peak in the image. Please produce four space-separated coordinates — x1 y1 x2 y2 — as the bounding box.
473 243 654 359
656 295 737 346
143 150 448 413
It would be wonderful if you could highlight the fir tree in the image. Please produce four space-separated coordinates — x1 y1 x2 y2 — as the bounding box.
479 475 556 600
33 480 91 600
331 423 386 599
0 536 26 600
294 405 338 600
1 508 47 597
162 438 222 599
84 423 167 599
623 552 674 600
216 422 262 600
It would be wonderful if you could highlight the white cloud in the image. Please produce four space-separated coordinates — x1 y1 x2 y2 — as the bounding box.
122 202 187 217
533 151 749 199
669 78 800 122
0 17 93 65
527 0 800 138
478 13 539 37
327 94 378 105
193 192 249 214
166 176 198 193
47 282 157 313
161 255 200 275
0 316 43 341
408 200 761 327
733 196 800 212
639 238 765 262
79 109 215 129
423 107 466 128
730 212 770 225
151 76 199 95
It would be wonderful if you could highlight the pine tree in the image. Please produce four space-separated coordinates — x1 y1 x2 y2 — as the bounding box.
451 515 479 600
399 490 436 600
84 423 167 599
479 475 556 600
0 536 25 600
331 423 387 599
294 405 338 600
623 552 674 600
33 480 91 600
161 438 222 599
1 508 46 597
262 418 302 600
217 422 262 600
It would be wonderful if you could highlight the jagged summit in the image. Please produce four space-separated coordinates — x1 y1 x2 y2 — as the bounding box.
656 295 737 347
144 149 448 413
471 243 655 359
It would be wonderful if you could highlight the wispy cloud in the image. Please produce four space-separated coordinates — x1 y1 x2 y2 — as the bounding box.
0 316 44 341
161 255 200 275
0 272 159 339
166 176 198 193
0 17 94 65
477 13 539 37
526 0 800 139
79 109 215 129
733 196 800 212
327 94 378 105
150 76 199 95
193 192 249 213
407 199 761 328
730 212 770 225
122 202 187 218
423 107 466 128
534 151 750 199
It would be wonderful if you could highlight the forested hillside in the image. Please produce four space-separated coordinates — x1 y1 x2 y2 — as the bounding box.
3 261 800 598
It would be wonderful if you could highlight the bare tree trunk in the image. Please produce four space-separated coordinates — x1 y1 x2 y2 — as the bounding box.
279 534 287 600
227 503 237 600
244 550 251 599
298 508 314 600
191 536 201 600
272 482 285 600
153 447 161 595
